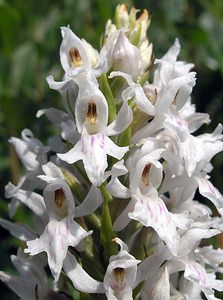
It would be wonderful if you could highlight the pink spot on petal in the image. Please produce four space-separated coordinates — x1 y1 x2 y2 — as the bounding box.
81 144 87 154
158 202 163 215
206 180 218 197
100 134 105 146
154 211 158 223
91 136 95 146
147 202 154 220
193 263 206 285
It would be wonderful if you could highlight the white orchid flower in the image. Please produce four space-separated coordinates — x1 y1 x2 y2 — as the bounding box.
47 25 107 96
63 238 140 299
38 161 104 216
9 129 48 172
7 129 50 216
128 191 181 256
196 245 223 274
110 140 187 255
60 26 94 72
178 99 210 133
152 39 195 96
184 259 223 299
131 39 196 144
5 182 48 230
57 77 132 186
0 249 50 300
112 30 144 80
37 107 78 144
161 124 223 215
103 238 141 300
162 221 223 299
0 248 73 300
24 179 92 280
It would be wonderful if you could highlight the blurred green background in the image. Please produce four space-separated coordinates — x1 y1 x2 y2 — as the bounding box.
0 0 223 298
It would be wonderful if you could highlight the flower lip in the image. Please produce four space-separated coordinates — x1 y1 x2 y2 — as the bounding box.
69 47 83 67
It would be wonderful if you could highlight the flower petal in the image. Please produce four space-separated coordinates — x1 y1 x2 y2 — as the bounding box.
9 137 39 171
156 72 196 114
41 161 65 180
0 218 37 241
109 71 156 116
81 133 109 186
0 271 35 300
105 98 133 136
104 135 129 160
75 185 103 217
142 266 170 300
46 74 74 91
5 183 47 220
75 78 108 134
63 251 105 293
164 114 190 142
184 260 223 298
113 199 135 231
60 26 91 72
37 108 77 144
107 160 130 199
57 139 83 164
129 194 179 255
25 217 91 280
112 30 144 80
178 228 220 256
197 178 223 216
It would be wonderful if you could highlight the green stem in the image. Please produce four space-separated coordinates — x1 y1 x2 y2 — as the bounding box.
99 73 116 123
100 185 117 260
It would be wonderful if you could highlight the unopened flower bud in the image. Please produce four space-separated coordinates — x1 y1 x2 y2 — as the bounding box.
113 30 143 80
115 4 129 29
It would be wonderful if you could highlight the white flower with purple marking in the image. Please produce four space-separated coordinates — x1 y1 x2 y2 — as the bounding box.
103 238 141 300
57 76 132 186
24 179 92 280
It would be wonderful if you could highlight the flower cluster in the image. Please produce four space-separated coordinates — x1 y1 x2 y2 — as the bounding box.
1 4 223 300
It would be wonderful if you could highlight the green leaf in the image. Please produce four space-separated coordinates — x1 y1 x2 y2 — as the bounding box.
117 124 131 147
